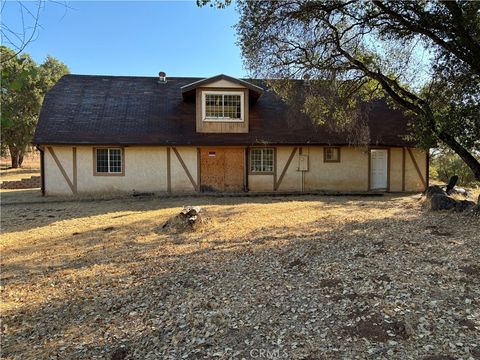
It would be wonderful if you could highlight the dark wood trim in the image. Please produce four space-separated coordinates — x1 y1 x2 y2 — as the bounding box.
367 149 371 191
72 147 77 194
426 149 430 188
39 147 45 196
244 146 249 191
274 147 298 191
166 147 171 193
196 147 201 192
368 147 390 191
299 147 303 192
92 147 125 176
172 147 198 191
407 147 427 189
47 146 75 194
387 148 391 191
402 147 406 192
273 147 277 189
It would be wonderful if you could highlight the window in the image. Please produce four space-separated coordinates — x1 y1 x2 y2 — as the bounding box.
203 91 243 121
324 147 340 162
95 148 123 174
250 148 274 173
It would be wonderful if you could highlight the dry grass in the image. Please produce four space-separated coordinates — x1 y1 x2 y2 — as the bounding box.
1 191 479 359
0 152 40 182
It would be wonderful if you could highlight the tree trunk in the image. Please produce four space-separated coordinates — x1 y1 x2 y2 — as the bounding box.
9 146 19 169
18 151 24 167
437 130 480 181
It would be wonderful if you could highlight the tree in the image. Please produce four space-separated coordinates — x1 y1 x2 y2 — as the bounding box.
213 1 480 179
1 46 69 168
430 147 478 186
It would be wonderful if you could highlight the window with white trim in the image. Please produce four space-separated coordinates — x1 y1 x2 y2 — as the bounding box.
203 91 243 121
96 148 122 173
250 148 274 173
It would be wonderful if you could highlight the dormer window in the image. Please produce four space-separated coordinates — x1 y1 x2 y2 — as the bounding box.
202 91 244 122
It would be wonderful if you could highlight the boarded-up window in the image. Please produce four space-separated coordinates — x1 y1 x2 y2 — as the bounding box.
324 147 340 162
250 148 274 173
96 148 122 173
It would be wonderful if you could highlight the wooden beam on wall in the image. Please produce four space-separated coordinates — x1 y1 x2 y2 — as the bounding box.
166 147 171 193
72 147 77 194
402 147 406 192
407 148 427 189
172 147 198 191
273 148 277 191
244 147 249 191
367 149 371 191
387 148 391 191
197 147 201 192
47 146 76 194
426 150 430 188
274 147 297 191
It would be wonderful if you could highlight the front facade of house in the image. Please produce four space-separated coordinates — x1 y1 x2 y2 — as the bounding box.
34 74 428 195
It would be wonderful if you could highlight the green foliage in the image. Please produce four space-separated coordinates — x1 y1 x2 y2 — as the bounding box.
196 0 231 9
233 0 480 179
0 46 69 167
430 148 480 187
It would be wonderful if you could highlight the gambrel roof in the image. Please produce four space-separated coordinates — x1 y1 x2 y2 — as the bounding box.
33 74 413 147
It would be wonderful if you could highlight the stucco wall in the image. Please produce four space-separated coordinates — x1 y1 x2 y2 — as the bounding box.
275 147 302 192
170 147 198 192
43 145 427 195
390 148 403 192
303 147 369 191
44 146 198 195
405 148 427 192
44 146 75 195
248 174 274 192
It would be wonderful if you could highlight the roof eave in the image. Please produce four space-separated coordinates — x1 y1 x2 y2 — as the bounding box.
180 74 264 97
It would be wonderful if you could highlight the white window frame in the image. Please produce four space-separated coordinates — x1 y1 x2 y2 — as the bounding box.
202 90 244 122
249 148 274 174
95 148 123 174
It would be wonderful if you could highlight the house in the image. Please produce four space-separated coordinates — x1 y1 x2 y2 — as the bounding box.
32 73 428 195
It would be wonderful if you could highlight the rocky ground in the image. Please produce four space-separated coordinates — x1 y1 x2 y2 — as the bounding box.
1 193 479 359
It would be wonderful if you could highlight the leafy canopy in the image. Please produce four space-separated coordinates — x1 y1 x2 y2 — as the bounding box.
232 0 480 179
1 46 69 167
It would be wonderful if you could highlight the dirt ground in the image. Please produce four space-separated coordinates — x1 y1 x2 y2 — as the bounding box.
1 191 479 359
0 152 40 182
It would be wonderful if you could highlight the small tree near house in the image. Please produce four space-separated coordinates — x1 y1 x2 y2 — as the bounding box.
1 46 69 168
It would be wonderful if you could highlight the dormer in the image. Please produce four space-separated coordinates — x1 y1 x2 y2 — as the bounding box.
181 74 263 133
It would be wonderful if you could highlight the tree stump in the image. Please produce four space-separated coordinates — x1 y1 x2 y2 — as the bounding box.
162 206 205 232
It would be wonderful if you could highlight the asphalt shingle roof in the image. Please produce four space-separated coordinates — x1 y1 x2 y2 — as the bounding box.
33 74 413 147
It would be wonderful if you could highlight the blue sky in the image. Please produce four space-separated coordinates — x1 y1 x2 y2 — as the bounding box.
2 1 244 77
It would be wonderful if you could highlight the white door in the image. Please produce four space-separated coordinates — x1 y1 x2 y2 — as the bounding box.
370 149 388 190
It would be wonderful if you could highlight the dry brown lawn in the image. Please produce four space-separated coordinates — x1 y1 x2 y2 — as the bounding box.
1 152 40 183
1 191 479 359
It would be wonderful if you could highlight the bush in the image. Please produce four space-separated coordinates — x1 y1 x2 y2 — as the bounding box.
430 148 480 187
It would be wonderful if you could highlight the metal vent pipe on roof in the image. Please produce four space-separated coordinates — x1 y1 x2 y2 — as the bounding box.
158 71 167 83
